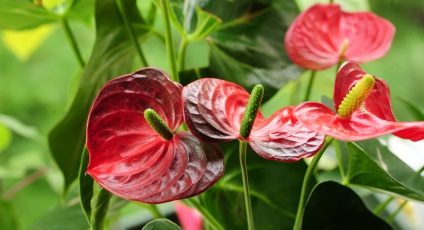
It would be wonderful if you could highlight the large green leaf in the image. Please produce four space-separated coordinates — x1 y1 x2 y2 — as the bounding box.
49 0 147 193
0 0 59 30
345 140 424 201
202 141 315 230
302 181 392 230
142 218 182 230
178 0 302 100
78 147 93 224
0 198 20 230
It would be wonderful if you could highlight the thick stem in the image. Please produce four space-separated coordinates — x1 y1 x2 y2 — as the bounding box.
293 137 334 230
61 17 85 68
160 0 179 82
239 141 255 230
303 71 316 102
186 198 224 230
116 0 148 67
373 197 394 215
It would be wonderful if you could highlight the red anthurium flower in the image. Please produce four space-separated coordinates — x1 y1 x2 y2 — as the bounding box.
294 61 424 142
285 3 395 70
86 68 224 204
175 201 203 230
182 78 325 162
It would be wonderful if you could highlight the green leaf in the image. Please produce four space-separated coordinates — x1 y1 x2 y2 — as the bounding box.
202 141 315 229
28 202 89 230
78 147 94 225
0 123 12 153
65 0 95 23
142 218 182 230
0 0 59 30
0 198 20 230
90 186 112 230
302 181 392 230
397 96 424 121
0 114 43 143
48 0 145 194
345 140 424 201
187 6 221 41
179 0 302 100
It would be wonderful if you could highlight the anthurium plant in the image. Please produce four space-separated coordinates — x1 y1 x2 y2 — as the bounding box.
2 0 424 230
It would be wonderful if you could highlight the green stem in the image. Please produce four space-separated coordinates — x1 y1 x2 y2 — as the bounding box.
293 137 334 230
303 70 316 102
116 0 148 67
148 204 164 219
91 187 112 230
386 200 408 223
333 140 346 181
336 59 343 71
186 198 224 230
61 17 85 68
373 197 394 215
177 38 188 71
239 141 255 230
160 0 179 82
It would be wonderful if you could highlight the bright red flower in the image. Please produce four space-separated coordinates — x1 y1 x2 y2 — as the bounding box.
86 68 224 204
294 61 424 141
175 201 203 230
183 78 325 162
285 3 395 70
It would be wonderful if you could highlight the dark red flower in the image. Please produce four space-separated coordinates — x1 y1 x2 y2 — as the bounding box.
183 78 325 162
86 68 224 204
294 61 424 141
285 3 395 70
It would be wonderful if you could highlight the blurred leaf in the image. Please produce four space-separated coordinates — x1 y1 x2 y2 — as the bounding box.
188 6 221 41
142 218 182 230
0 114 43 143
90 186 112 230
78 147 93 225
49 0 145 194
0 123 12 152
0 198 20 230
397 96 424 121
65 0 95 23
179 0 302 100
302 181 392 230
28 202 89 230
345 140 424 201
0 0 59 30
202 141 315 229
1 24 54 61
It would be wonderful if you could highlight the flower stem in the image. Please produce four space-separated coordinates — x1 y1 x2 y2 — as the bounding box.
372 197 395 215
116 0 148 67
239 141 255 230
160 0 179 82
61 17 85 68
147 204 164 219
303 70 316 102
177 38 188 71
386 200 408 223
186 198 224 230
293 137 334 230
333 140 346 182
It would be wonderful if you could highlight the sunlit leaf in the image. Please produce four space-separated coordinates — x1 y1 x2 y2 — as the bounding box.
0 0 59 30
49 0 146 194
345 140 424 202
302 181 392 230
142 218 182 230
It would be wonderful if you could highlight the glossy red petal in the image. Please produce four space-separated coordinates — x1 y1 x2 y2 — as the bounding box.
294 102 424 141
285 4 394 70
334 61 396 121
249 107 325 162
183 78 264 143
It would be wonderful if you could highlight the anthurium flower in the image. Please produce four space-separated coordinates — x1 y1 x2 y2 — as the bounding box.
175 201 203 230
294 61 424 142
86 68 224 204
285 3 395 70
182 78 325 162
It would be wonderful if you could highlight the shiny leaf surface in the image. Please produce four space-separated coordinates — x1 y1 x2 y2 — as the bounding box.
285 3 395 70
142 219 182 230
302 181 392 230
86 68 224 204
294 61 424 141
183 78 325 161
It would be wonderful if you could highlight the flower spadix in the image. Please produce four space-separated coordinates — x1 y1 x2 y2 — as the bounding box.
183 78 325 162
285 3 395 70
294 61 424 141
86 68 224 204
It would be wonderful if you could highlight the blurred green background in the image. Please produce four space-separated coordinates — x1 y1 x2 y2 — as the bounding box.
0 0 423 229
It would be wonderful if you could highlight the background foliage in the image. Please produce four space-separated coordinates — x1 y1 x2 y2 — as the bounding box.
1 0 424 229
